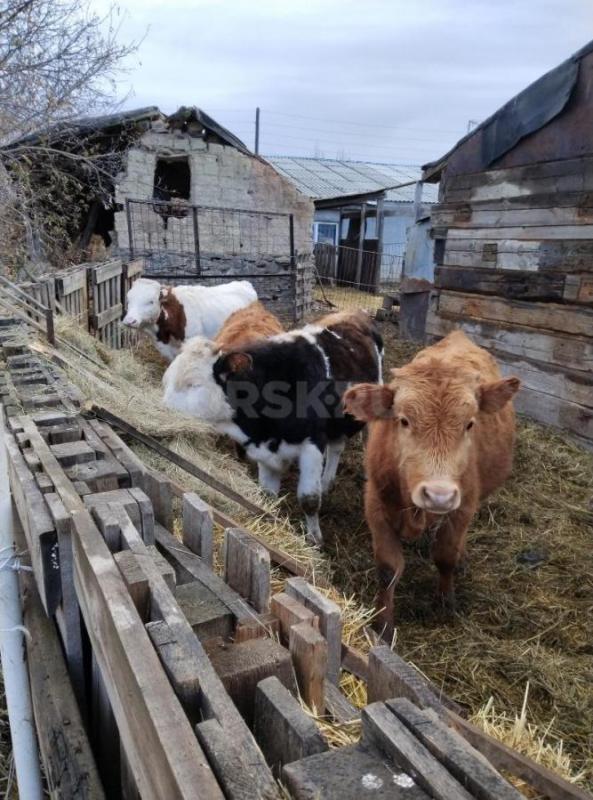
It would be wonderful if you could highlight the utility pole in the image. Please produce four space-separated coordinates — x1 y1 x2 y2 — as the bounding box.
255 107 260 154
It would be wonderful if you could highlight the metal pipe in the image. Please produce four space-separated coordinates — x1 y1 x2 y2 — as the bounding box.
0 408 44 799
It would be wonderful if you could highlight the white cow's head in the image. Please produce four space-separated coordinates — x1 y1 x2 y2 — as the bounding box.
162 336 233 422
122 278 162 328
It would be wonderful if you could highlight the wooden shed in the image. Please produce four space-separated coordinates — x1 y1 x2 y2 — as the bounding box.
422 40 593 448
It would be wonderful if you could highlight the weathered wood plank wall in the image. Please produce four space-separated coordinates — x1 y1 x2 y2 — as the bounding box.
426 155 593 447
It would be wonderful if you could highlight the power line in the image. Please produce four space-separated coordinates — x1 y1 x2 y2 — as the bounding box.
247 121 457 145
205 107 464 136
229 125 442 150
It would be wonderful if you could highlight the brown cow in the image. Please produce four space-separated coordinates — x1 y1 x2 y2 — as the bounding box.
343 330 520 639
213 301 284 349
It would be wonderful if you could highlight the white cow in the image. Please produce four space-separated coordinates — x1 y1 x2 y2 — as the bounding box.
122 277 257 361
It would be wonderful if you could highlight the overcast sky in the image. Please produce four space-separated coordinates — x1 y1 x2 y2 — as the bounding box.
102 0 592 166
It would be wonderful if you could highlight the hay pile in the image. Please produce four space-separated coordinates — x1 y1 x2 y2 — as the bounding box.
45 318 593 791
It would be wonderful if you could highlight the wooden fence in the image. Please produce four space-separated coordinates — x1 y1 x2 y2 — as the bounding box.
17 259 144 349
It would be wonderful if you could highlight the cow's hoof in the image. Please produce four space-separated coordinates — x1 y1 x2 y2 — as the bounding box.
305 530 323 547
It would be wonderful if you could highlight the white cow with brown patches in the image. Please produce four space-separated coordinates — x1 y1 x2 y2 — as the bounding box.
122 277 257 361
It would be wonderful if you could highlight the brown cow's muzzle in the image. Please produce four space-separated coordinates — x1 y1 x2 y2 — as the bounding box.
412 481 460 514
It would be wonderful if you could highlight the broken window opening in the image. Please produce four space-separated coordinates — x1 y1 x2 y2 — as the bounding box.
153 157 191 202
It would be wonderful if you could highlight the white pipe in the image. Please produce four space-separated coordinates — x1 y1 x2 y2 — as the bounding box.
0 407 43 800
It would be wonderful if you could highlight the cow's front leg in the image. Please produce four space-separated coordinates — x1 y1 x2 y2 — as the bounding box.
321 437 346 495
257 462 282 496
366 484 404 642
431 510 472 610
297 441 324 545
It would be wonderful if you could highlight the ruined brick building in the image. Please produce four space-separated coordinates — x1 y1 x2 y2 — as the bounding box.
7 106 315 322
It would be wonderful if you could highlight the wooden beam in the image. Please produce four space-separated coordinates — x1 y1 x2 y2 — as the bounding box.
146 619 202 727
362 702 474 800
205 636 297 728
44 491 85 709
367 646 463 715
19 418 224 800
324 682 360 724
6 429 60 615
441 708 593 800
155 523 255 626
20 567 105 800
387 698 522 800
110 506 280 797
196 718 271 800
90 406 272 519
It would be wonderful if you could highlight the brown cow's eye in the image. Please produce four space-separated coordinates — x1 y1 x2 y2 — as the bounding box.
466 420 474 431
400 417 409 428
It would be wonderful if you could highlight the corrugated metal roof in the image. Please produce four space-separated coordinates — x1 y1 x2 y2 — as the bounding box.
266 156 438 202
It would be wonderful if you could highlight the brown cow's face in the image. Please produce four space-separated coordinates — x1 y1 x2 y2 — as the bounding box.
392 372 479 513
344 363 519 514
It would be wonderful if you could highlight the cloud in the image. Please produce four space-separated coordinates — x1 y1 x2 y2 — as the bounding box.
101 0 592 164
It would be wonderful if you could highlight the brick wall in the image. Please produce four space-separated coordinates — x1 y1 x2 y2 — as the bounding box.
112 128 314 322
113 131 313 258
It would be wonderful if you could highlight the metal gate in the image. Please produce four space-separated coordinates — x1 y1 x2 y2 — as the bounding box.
125 199 295 279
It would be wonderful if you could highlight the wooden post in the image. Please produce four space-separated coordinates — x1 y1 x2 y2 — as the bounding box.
271 592 319 644
355 202 367 288
224 527 271 614
142 470 173 531
254 676 328 778
146 619 202 727
285 577 342 684
289 622 327 712
182 492 213 567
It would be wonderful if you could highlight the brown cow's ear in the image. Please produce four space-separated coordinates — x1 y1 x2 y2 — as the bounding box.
478 376 520 413
224 352 253 373
343 383 394 421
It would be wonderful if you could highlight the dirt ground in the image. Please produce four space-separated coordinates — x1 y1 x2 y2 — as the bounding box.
279 321 593 786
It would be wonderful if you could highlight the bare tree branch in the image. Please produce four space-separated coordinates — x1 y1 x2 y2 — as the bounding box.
0 0 140 276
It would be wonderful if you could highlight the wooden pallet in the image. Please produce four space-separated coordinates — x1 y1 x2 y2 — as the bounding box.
1 319 589 800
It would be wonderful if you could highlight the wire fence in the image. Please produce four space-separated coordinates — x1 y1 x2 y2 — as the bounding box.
311 242 402 315
125 199 295 278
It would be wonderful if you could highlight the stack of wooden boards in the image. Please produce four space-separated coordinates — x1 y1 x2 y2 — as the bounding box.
1 316 583 800
426 157 593 448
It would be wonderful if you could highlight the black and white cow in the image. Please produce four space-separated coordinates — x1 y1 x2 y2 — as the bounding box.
162 311 383 543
